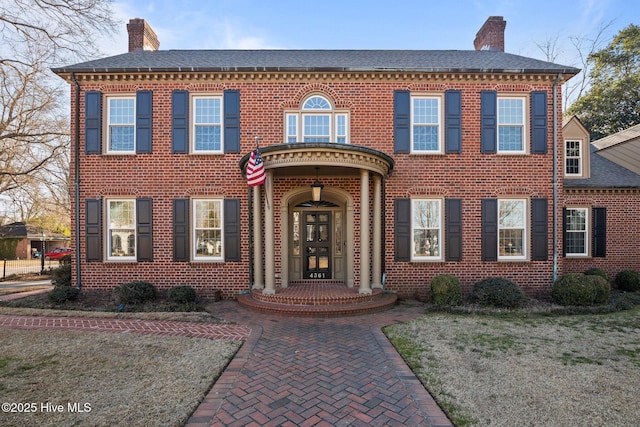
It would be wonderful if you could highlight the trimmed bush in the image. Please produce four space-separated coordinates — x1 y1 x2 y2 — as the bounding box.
113 281 157 304
552 273 611 306
470 277 527 308
430 275 462 306
167 286 197 304
615 270 640 292
48 285 80 303
51 263 72 287
584 267 609 283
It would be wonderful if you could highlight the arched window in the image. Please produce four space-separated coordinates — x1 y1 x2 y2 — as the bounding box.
285 95 349 143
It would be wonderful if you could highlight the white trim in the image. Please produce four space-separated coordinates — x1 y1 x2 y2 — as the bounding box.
564 139 583 177
105 95 136 154
497 95 528 154
190 94 223 154
191 198 224 261
410 94 443 154
106 198 136 261
565 206 590 257
411 198 444 261
498 198 528 261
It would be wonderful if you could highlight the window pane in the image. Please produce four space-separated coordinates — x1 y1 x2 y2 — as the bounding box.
498 200 525 258
108 200 135 258
498 99 523 125
195 230 222 257
413 98 439 124
287 115 298 143
108 98 135 152
499 229 524 256
412 200 441 258
195 98 221 124
194 200 222 259
499 200 525 228
413 126 439 151
303 115 330 142
303 96 331 110
109 126 135 151
195 126 221 151
498 126 523 151
498 98 524 152
109 99 135 125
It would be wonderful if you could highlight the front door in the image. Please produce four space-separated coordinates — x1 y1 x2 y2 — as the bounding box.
303 212 331 279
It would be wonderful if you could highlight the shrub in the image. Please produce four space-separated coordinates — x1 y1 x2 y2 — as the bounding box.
552 273 611 306
48 285 80 303
470 277 527 308
51 263 72 287
167 286 197 304
113 281 157 304
429 275 462 306
615 270 640 292
584 267 609 283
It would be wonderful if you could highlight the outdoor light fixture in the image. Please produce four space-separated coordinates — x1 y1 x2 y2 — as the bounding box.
311 167 324 203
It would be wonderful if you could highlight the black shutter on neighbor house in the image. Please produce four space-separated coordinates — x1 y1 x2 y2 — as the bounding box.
445 198 462 261
85 91 102 154
136 91 152 154
480 91 497 153
136 198 153 262
173 199 190 262
592 207 606 257
172 90 189 153
85 199 102 262
224 199 241 262
531 91 548 154
445 90 462 153
481 199 498 261
394 198 411 261
223 90 240 154
531 198 548 261
393 90 411 153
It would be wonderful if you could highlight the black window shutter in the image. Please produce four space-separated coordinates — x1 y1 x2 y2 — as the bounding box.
173 199 190 262
531 91 548 154
172 90 189 153
85 91 102 154
394 198 411 261
562 208 568 257
223 90 240 154
85 199 102 262
481 199 498 261
531 198 548 261
224 199 241 262
393 90 411 153
445 90 462 153
480 91 497 153
592 207 606 257
445 198 462 261
136 90 152 154
136 198 153 262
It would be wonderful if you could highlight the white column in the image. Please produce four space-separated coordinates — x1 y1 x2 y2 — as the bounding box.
359 169 371 295
252 185 264 290
264 170 276 295
372 175 382 289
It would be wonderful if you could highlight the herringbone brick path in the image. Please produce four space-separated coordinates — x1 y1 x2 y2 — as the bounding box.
187 300 452 427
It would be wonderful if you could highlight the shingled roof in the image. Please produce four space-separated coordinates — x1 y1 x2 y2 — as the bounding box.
564 145 640 189
52 49 579 76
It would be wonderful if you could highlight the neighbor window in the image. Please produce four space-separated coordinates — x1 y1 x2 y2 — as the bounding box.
285 95 349 143
107 96 135 153
412 199 442 260
565 140 582 176
411 96 442 153
192 95 222 153
497 97 526 153
498 199 527 259
193 199 223 260
107 199 136 260
565 207 588 256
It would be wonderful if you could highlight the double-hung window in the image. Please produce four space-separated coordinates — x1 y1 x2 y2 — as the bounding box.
107 199 136 260
565 207 588 256
285 95 349 143
498 199 527 260
497 97 526 153
193 199 223 261
192 96 222 153
411 199 443 260
107 97 136 153
565 140 582 176
411 96 442 153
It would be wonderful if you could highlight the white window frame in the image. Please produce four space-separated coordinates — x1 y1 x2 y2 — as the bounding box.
192 199 224 261
106 95 136 154
285 95 350 144
106 198 136 261
411 95 443 154
565 207 589 257
565 140 583 176
191 94 223 154
411 198 443 261
498 198 528 261
497 96 528 154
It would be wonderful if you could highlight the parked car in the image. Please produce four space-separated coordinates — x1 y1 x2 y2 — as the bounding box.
44 248 74 260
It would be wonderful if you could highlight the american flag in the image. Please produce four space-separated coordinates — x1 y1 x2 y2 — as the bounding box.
246 148 266 186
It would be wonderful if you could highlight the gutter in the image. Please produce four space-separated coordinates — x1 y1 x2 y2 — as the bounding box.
552 73 563 284
70 72 82 290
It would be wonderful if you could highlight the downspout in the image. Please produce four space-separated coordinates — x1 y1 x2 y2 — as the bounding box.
70 72 82 290
552 73 563 284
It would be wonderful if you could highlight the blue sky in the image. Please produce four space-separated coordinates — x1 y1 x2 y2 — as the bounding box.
105 0 639 68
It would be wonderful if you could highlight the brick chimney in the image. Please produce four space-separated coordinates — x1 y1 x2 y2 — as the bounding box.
474 16 506 52
127 18 160 52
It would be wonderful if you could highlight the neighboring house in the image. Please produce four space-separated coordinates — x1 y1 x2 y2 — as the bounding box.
562 117 640 280
0 222 70 259
52 16 591 299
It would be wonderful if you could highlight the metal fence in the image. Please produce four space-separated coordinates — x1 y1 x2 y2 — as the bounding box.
1 259 59 279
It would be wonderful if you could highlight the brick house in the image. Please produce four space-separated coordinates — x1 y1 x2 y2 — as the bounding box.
53 16 618 303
